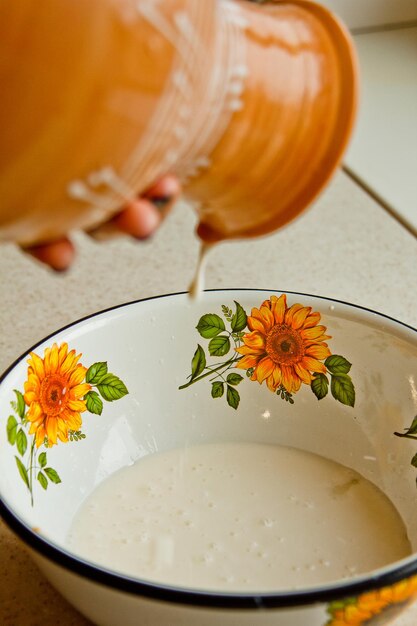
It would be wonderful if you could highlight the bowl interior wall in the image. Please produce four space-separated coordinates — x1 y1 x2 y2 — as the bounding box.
1 292 417 567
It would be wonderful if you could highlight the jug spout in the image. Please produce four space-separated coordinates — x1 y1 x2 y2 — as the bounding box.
184 0 358 243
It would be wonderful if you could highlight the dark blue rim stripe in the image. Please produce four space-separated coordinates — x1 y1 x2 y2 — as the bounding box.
1 289 416 610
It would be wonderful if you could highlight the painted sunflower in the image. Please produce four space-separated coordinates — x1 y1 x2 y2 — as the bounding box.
235 294 331 393
24 342 91 447
326 576 417 625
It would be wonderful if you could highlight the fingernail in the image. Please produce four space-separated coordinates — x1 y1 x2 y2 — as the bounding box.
149 195 172 210
51 265 70 274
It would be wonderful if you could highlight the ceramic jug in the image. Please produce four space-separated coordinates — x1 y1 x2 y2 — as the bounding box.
0 0 357 246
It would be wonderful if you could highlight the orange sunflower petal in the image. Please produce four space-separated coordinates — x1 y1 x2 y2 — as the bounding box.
57 342 69 365
259 306 275 332
294 363 312 385
392 578 417 601
235 344 264 356
71 383 91 398
236 355 260 369
301 356 327 373
248 307 274 334
379 588 394 603
241 330 266 351
279 366 292 391
35 425 46 448
266 365 282 391
43 346 52 376
260 297 273 311
255 356 275 384
28 414 44 435
56 416 69 436
300 325 330 341
270 294 286 324
248 315 267 333
60 349 81 375
24 373 40 394
27 401 43 422
24 380 39 396
56 418 69 443
28 352 45 381
63 411 83 431
48 343 61 374
284 303 305 328
68 365 87 387
45 416 58 445
292 376 302 393
305 343 331 360
58 430 69 443
290 306 312 330
23 390 38 404
303 311 322 328
67 399 87 412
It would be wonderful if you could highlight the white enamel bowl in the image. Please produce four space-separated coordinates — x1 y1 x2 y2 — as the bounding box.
1 290 417 626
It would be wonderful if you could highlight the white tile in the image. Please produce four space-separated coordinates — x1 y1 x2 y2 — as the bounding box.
344 26 417 233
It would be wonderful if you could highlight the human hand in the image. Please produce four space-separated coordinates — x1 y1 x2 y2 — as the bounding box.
23 175 181 271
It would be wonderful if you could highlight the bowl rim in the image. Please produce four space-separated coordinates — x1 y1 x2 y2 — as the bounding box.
1 288 417 610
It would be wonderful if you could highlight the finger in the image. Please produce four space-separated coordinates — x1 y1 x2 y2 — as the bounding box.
22 237 75 272
88 175 182 242
88 198 162 242
144 174 182 209
112 198 162 239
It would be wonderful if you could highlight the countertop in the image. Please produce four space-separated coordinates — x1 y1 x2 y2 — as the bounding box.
1 171 417 624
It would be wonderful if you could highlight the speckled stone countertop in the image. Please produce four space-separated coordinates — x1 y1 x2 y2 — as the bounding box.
1 171 417 625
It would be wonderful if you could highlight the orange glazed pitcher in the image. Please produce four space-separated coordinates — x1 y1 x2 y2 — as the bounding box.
0 0 357 246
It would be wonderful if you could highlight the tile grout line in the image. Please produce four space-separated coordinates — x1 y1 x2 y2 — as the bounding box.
341 165 417 239
351 20 417 36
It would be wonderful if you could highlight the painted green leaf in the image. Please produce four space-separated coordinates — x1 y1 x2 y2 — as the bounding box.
226 373 243 386
85 390 104 415
211 381 224 398
37 471 48 490
86 361 108 384
411 453 417 469
231 301 247 333
7 415 18 445
208 335 231 357
196 314 225 338
311 373 329 400
38 452 47 468
325 355 352 375
190 345 206 381
44 467 62 484
16 428 27 456
226 385 240 410
69 429 87 441
96 374 129 402
221 305 233 322
405 415 417 436
331 374 355 407
15 456 29 489
14 389 26 419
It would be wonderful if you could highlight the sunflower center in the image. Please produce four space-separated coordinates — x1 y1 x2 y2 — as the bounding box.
266 324 304 365
39 374 68 417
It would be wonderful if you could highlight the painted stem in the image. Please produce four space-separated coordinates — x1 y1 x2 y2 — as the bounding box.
393 432 417 440
28 439 36 506
179 357 240 389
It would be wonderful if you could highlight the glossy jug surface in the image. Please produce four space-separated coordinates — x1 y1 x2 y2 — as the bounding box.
0 0 357 246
